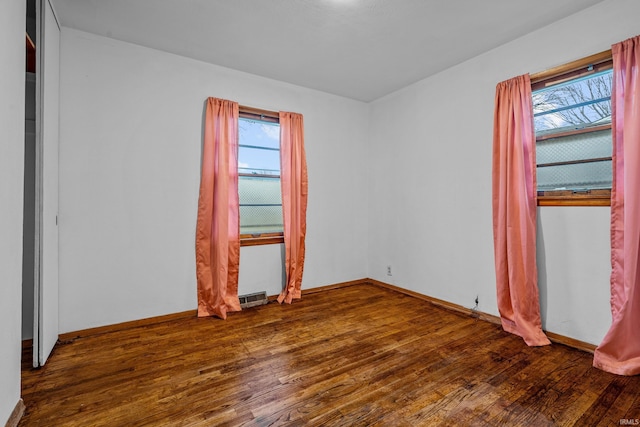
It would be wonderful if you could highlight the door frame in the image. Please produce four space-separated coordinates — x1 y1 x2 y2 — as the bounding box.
33 0 60 368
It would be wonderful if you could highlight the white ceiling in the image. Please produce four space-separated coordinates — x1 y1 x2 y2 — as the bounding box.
50 0 605 102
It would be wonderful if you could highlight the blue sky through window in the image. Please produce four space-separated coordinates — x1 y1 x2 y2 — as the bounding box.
532 69 612 135
238 117 280 175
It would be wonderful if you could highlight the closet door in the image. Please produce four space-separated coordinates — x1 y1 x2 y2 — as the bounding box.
33 0 60 367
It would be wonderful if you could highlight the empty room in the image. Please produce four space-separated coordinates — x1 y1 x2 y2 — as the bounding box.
3 0 640 425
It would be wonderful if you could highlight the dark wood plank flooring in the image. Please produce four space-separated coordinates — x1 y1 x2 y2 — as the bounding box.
19 284 640 426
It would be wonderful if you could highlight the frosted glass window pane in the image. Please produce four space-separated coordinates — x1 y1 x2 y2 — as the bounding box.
537 161 612 191
238 176 283 235
537 129 611 163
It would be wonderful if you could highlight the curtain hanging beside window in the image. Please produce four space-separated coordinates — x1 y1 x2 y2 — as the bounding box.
492 75 551 347
195 97 241 319
277 112 308 304
593 35 640 376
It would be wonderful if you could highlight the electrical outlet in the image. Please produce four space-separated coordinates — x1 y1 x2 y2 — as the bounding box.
386 265 392 276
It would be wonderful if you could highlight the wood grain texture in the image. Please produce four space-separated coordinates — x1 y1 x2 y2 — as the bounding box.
5 399 25 427
19 284 640 426
530 50 612 86
57 310 197 342
370 279 597 353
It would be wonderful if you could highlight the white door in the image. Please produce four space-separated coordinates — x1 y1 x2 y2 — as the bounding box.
33 0 60 367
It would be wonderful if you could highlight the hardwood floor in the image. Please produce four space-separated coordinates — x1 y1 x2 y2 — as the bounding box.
19 284 640 426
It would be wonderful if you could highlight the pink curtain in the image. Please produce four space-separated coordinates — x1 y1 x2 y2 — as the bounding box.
593 35 640 375
277 112 308 304
492 75 551 347
195 98 241 319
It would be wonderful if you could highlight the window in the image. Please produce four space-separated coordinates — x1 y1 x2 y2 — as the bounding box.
531 51 613 206
238 107 284 246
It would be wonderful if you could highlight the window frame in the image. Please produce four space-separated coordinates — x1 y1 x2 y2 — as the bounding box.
530 50 613 207
238 106 284 246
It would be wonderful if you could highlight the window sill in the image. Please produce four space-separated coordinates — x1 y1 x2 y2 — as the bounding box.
537 189 611 206
240 233 284 247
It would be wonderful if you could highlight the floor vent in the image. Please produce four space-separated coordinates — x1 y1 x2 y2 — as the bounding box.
239 291 268 309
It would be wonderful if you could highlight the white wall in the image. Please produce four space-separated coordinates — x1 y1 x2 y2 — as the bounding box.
58 29 369 333
537 207 611 341
0 0 26 423
368 0 640 345
57 1 638 345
